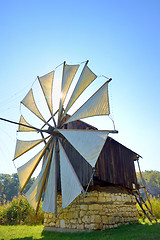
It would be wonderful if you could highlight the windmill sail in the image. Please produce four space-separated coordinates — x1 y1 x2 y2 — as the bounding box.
17 149 44 191
58 129 109 167
64 80 110 124
64 63 97 116
21 89 46 123
59 140 84 208
18 115 37 132
14 137 49 160
42 149 55 213
38 71 54 115
60 63 79 106
58 63 79 120
25 146 52 211
17 137 52 192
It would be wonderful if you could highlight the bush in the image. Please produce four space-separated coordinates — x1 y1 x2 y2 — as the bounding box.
137 196 160 220
150 196 160 219
0 194 44 225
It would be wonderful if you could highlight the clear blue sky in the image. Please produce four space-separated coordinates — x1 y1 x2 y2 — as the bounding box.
0 0 160 174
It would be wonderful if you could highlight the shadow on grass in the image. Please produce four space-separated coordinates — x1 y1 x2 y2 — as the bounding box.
11 238 34 240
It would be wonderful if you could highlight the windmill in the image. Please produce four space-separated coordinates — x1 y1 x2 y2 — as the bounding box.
2 61 118 216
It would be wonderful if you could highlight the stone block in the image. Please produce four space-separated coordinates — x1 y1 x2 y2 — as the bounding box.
98 196 106 202
91 215 101 223
103 192 110 197
89 223 100 230
111 195 116 202
88 210 99 216
115 216 120 223
70 219 77 224
80 210 87 218
49 222 56 227
82 215 91 224
116 196 122 202
89 204 102 211
44 213 48 218
44 218 47 223
90 192 99 197
80 205 88 211
78 217 82 224
102 216 108 224
60 219 65 228
55 220 60 228
71 224 77 229
84 196 98 202
68 223 72 228
102 224 109 230
108 216 115 225
77 224 85 230
67 211 79 219
49 213 53 219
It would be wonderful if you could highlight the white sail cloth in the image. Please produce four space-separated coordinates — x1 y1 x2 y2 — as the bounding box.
42 149 55 213
59 140 84 208
25 149 52 211
38 71 54 115
65 81 110 124
14 138 48 160
61 64 79 106
17 149 44 191
58 129 109 167
58 64 79 120
21 89 46 123
64 64 97 115
18 115 37 132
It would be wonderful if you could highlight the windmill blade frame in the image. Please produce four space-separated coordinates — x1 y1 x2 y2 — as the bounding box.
1 60 118 216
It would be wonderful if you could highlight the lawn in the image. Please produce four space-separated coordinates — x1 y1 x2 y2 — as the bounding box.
0 222 160 240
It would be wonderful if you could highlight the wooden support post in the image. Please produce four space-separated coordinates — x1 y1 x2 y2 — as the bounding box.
54 137 58 217
137 158 152 212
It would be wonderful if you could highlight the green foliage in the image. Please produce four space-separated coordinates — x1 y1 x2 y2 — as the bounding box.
0 173 19 203
0 194 44 225
137 196 160 220
150 197 160 219
137 170 160 198
0 173 35 204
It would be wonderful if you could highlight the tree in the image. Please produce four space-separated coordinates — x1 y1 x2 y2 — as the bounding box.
0 173 35 204
137 170 160 198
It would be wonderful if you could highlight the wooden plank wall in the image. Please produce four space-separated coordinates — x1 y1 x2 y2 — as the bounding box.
95 137 138 189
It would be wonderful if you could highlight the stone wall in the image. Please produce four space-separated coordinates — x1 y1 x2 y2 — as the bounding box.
44 186 138 231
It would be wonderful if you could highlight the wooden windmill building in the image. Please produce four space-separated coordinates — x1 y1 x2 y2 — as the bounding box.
10 61 155 231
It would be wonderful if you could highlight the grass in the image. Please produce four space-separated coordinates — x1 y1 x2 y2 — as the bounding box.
0 222 160 240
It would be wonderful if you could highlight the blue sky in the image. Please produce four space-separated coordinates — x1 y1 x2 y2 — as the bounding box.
0 0 160 174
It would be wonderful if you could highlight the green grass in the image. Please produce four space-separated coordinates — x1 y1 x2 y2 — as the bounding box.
0 222 160 240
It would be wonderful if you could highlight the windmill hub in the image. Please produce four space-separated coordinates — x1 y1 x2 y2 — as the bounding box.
47 125 55 135
46 126 64 139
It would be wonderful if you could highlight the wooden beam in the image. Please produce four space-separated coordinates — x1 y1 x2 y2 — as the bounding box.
54 137 58 217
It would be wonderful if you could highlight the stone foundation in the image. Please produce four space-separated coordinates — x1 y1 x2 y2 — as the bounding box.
44 186 138 231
